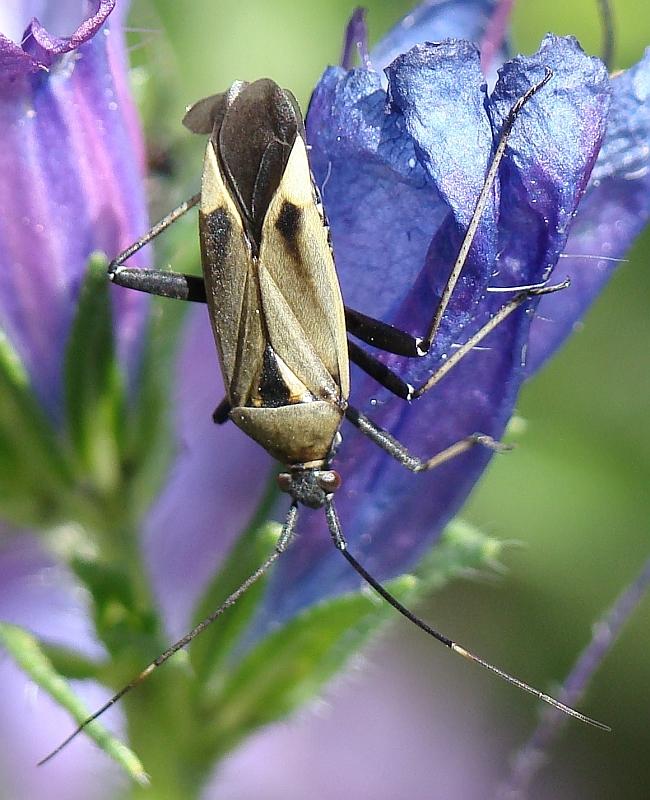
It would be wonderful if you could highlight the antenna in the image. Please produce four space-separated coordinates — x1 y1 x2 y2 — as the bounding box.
325 500 610 732
38 506 299 767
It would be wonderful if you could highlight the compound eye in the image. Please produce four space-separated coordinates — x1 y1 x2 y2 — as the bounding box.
317 470 341 493
276 473 292 493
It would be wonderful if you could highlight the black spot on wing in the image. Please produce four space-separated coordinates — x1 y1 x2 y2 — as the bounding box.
201 207 232 269
258 345 291 407
275 201 301 256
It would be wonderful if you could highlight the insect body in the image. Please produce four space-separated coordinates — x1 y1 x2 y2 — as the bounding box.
40 75 607 765
197 81 349 483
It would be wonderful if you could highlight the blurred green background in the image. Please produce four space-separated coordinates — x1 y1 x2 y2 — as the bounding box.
128 1 649 797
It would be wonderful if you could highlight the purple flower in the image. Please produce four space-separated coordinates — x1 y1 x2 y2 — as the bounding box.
254 32 620 623
0 0 148 419
0 2 148 796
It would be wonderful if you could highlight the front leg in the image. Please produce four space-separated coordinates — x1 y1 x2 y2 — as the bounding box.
108 193 207 302
109 266 206 302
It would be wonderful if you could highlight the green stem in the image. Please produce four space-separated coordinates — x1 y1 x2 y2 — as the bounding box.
124 660 208 800
67 505 208 799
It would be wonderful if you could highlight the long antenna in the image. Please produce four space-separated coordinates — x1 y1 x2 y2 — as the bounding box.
38 504 299 767
324 501 610 732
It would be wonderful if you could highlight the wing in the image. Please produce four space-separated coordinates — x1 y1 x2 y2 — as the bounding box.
198 79 349 412
258 131 350 402
199 140 264 406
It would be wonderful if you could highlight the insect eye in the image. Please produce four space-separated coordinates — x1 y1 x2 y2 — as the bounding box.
276 473 292 493
317 470 341 493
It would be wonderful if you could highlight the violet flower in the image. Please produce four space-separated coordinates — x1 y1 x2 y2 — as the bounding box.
0 1 149 796
141 2 650 792
0 0 148 420
145 0 650 709
251 26 639 625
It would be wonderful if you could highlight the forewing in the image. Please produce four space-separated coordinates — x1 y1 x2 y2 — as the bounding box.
259 134 350 399
199 141 263 405
198 80 349 412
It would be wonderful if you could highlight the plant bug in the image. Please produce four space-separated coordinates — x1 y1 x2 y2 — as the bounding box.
40 72 609 765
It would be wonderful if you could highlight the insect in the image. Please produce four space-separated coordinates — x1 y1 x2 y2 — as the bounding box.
40 73 607 764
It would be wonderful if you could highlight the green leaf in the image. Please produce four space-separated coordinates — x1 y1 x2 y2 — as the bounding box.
64 253 125 494
191 524 280 689
194 517 505 762
416 518 507 593
39 643 104 680
199 574 418 759
122 296 187 520
70 555 159 657
190 479 279 687
0 622 148 784
0 329 74 527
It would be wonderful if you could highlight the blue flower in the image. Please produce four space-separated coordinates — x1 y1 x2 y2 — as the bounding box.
146 2 650 637
0 2 150 795
1 1 649 796
257 22 644 624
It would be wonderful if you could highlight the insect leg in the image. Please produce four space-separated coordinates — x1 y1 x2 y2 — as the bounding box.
410 279 568 399
598 0 615 69
345 307 422 357
347 279 568 401
212 398 232 424
110 267 206 301
108 193 207 302
38 503 300 766
345 405 509 472
108 265 205 303
323 498 608 731
347 340 412 400
344 70 553 363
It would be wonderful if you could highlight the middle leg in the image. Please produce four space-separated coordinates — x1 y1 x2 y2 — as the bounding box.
347 279 568 401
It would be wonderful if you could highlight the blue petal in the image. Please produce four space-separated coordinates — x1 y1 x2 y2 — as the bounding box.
0 1 148 419
386 40 496 350
340 7 370 70
0 2 115 78
487 34 610 287
22 1 115 68
307 66 447 322
371 0 508 72
528 48 650 371
260 36 611 624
